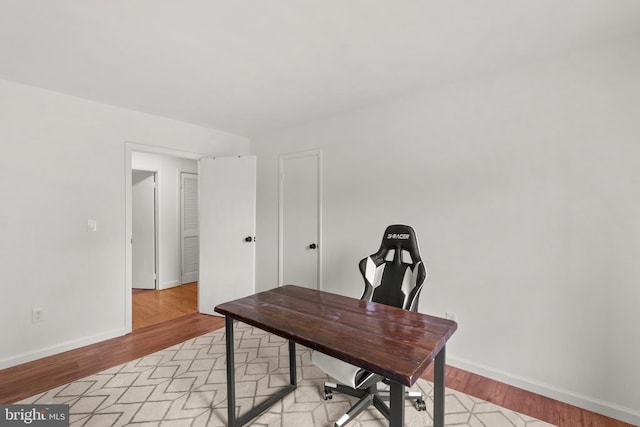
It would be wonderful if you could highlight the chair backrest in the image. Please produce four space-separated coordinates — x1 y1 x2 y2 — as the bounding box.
358 224 427 312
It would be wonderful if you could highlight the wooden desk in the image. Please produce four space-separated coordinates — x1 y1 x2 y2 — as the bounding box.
215 285 457 427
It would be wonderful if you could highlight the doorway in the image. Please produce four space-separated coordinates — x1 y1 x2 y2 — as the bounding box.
125 144 257 333
127 147 202 331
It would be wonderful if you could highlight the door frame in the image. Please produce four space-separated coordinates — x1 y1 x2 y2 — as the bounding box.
278 149 323 289
125 142 207 333
132 169 158 290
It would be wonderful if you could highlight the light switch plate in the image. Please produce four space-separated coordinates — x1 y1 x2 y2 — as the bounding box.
87 220 97 232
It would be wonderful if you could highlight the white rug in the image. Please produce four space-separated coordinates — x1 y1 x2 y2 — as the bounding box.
20 322 555 426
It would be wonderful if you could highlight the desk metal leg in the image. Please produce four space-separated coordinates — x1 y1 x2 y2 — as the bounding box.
433 345 446 427
389 382 405 427
225 317 237 427
288 340 297 385
224 317 298 427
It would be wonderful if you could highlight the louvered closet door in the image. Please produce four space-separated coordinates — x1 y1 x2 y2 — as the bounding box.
181 173 199 284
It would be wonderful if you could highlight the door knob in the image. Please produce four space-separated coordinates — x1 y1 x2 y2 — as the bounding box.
308 243 317 249
245 236 255 242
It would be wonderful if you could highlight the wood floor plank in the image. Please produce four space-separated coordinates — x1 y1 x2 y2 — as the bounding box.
0 313 224 404
436 367 633 427
0 286 633 426
132 282 198 330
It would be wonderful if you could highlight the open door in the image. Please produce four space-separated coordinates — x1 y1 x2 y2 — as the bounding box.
198 156 256 314
132 170 157 289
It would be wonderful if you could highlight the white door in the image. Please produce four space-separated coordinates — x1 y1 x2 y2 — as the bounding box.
181 173 199 284
198 156 256 314
279 151 321 289
132 171 156 289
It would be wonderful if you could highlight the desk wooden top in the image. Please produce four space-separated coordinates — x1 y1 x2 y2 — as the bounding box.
214 285 457 387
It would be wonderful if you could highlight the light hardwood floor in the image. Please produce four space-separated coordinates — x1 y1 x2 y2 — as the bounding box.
132 282 198 330
0 285 632 427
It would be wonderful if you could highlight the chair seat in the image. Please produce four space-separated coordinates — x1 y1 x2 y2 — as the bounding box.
311 350 363 388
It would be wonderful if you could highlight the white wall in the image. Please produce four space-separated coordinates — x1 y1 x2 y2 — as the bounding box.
132 152 197 290
252 34 640 424
0 79 249 369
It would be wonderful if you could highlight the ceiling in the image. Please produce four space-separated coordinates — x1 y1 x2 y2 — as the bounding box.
1 1 639 138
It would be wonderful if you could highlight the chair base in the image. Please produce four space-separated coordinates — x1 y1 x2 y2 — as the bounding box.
323 382 426 427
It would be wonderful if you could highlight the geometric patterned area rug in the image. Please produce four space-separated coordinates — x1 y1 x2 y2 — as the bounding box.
20 322 556 426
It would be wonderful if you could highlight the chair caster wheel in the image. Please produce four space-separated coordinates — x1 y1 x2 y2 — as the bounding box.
414 398 426 411
323 388 333 400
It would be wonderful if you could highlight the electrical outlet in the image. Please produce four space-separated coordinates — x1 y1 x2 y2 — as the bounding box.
32 308 44 323
445 312 457 322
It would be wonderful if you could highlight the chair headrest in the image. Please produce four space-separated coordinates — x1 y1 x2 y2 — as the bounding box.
375 224 421 264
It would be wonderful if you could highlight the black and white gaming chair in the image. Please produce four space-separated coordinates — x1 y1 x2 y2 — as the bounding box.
311 224 428 427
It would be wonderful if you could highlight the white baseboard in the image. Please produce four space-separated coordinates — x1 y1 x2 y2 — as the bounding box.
448 356 640 426
0 328 128 371
159 279 181 290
